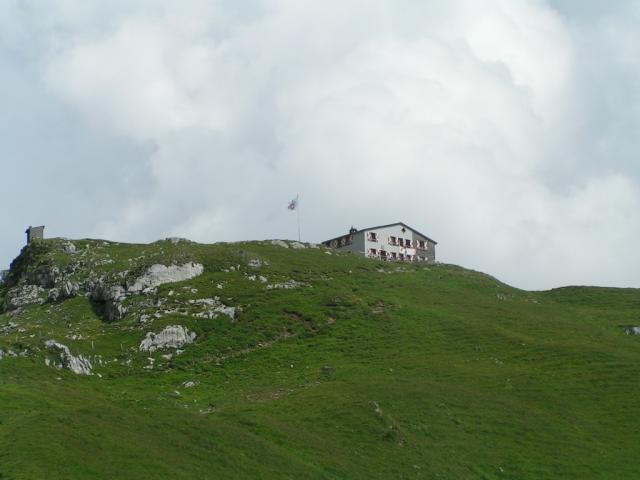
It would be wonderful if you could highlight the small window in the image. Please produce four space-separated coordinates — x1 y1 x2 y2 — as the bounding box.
390 236 396 245
404 238 411 247
370 248 377 256
367 232 378 242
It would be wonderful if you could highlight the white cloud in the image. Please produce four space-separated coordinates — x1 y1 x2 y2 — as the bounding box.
2 0 640 290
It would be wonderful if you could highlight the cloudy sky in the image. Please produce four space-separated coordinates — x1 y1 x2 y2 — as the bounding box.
1 0 639 290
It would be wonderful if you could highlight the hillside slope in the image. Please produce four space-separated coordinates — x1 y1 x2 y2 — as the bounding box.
0 238 639 479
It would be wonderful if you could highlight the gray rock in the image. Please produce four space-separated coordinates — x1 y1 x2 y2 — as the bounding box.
47 288 61 302
139 325 196 353
0 349 4 360
271 240 289 249
60 279 79 298
624 326 640 335
61 241 77 254
248 259 262 268
47 279 80 303
27 266 61 288
44 340 92 375
91 282 127 321
182 380 198 388
290 241 306 249
189 298 236 320
128 263 204 294
4 284 46 310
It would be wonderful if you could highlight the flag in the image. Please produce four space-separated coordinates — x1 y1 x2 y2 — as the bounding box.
288 196 298 210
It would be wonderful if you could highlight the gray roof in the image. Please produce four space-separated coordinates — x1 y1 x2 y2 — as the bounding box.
323 222 437 245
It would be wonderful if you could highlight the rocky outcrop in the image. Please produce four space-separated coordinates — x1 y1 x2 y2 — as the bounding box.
27 266 61 288
47 279 80 303
90 282 127 322
128 263 204 294
4 284 46 310
623 326 640 335
271 240 289 249
188 297 236 320
61 241 77 253
248 259 262 268
139 325 196 352
44 340 92 375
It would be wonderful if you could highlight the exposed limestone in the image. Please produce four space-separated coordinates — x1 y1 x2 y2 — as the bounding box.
4 284 46 310
44 340 92 375
47 279 80 303
182 380 198 388
27 266 61 288
90 282 127 321
128 263 204 294
271 240 289 249
248 258 262 268
290 241 306 249
623 326 640 335
189 298 236 320
139 325 196 353
61 241 77 253
0 349 4 360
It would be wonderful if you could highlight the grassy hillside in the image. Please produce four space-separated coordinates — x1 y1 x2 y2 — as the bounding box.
0 238 639 479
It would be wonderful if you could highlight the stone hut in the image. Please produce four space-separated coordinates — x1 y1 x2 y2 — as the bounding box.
25 225 45 244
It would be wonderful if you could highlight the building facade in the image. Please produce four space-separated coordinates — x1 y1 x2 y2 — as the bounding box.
322 222 436 262
25 226 45 244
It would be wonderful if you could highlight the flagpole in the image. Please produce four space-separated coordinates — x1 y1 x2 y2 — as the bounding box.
296 194 301 242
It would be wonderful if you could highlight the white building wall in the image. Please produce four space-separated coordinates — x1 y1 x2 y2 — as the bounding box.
362 224 434 262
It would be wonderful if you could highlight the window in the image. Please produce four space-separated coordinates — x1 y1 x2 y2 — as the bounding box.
369 248 377 257
404 238 411 247
390 252 397 260
389 236 396 245
367 232 378 242
399 253 405 261
418 240 426 249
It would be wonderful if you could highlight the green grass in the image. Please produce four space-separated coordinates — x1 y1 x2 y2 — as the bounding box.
0 238 639 479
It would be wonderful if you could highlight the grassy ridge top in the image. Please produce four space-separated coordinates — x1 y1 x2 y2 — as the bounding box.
0 238 639 479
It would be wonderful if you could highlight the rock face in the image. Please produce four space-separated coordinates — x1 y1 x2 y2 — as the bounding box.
624 326 640 335
248 259 262 268
44 340 92 375
27 266 61 288
271 240 289 249
90 283 127 322
4 284 46 310
139 325 196 352
128 263 204 294
47 279 80 303
61 241 77 253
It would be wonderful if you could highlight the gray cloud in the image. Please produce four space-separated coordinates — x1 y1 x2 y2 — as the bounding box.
1 0 640 290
